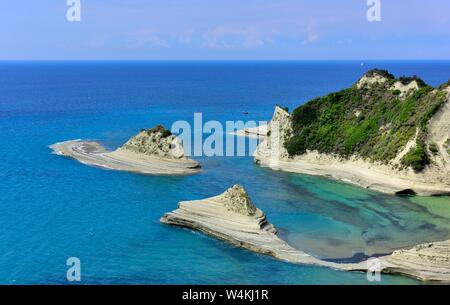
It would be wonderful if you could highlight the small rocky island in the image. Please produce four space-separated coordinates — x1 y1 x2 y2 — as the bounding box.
254 70 450 196
161 185 450 282
50 125 200 175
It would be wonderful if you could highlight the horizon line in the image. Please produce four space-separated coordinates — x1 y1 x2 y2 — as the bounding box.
2 59 450 62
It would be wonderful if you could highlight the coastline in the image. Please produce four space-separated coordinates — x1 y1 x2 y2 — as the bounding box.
253 90 450 196
254 151 450 196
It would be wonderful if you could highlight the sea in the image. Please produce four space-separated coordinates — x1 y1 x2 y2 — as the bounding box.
1 60 450 284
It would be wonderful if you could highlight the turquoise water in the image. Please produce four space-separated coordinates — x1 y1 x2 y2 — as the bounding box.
1 61 450 284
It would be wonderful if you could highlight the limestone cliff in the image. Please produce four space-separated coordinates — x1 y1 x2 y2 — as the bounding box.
254 70 450 195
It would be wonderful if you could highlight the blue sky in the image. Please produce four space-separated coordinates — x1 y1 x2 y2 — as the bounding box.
1 0 449 60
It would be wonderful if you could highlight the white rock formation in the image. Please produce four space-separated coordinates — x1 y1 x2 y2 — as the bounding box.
50 125 200 175
253 106 292 167
356 73 390 89
428 87 450 174
390 80 420 99
160 185 352 267
161 185 450 282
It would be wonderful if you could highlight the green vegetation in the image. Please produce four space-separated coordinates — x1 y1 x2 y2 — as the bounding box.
146 125 172 138
438 80 450 90
429 142 439 155
285 70 448 171
392 89 401 96
401 140 429 171
445 138 450 156
398 75 427 88
365 69 395 79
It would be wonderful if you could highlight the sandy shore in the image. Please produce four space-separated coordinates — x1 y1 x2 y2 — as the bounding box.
254 152 450 196
50 140 201 175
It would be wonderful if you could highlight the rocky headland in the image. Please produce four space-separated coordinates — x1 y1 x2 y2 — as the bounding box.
50 125 200 175
254 70 450 196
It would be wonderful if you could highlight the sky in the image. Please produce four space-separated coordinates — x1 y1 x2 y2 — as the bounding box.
1 0 449 60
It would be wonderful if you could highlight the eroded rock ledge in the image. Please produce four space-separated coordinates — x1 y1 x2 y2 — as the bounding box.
160 185 341 266
380 239 450 282
161 185 450 282
50 125 200 175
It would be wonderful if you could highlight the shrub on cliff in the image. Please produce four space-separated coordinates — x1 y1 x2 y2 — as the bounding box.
401 141 430 172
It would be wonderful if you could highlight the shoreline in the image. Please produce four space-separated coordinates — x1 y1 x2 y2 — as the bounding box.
254 151 450 196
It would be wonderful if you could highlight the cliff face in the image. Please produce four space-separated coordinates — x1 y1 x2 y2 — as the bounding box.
254 70 450 195
119 125 186 160
253 106 292 164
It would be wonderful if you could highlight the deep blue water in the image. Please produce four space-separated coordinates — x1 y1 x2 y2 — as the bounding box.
1 61 450 284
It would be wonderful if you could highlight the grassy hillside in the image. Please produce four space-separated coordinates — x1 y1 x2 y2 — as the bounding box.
285 70 448 171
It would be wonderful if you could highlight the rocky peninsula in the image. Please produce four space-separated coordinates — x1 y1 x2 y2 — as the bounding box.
161 185 450 282
50 125 200 175
254 70 450 196
160 185 357 269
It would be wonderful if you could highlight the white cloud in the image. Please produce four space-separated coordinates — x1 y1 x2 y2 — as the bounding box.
202 25 277 49
301 22 320 45
129 29 169 48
